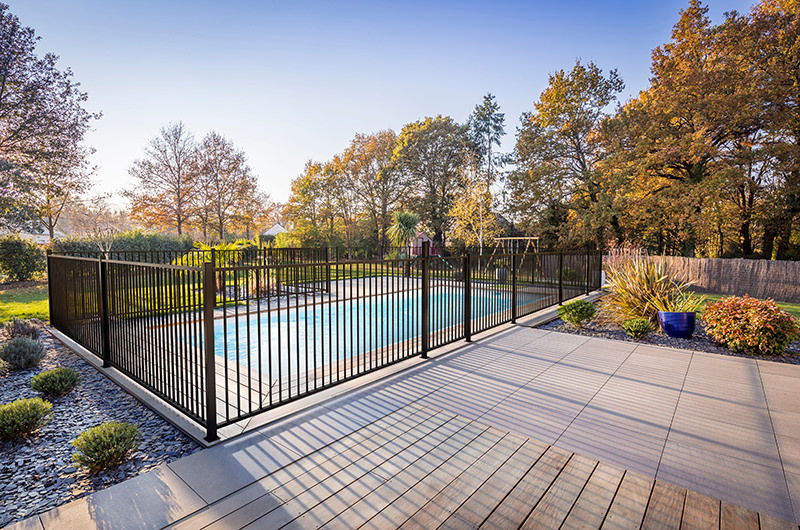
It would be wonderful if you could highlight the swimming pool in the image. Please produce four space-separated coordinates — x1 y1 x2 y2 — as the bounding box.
214 289 546 379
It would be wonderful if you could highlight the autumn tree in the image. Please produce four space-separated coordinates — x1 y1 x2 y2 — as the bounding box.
733 0 800 258
233 190 276 240
450 176 502 252
125 122 198 235
193 132 257 241
282 161 331 246
343 130 407 255
508 60 623 249
394 116 469 247
0 3 98 239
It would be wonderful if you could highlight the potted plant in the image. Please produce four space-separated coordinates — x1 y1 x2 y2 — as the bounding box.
654 294 705 339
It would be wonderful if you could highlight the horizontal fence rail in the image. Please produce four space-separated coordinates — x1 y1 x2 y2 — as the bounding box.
48 245 601 441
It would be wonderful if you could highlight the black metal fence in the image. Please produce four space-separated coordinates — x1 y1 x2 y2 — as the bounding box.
48 244 601 441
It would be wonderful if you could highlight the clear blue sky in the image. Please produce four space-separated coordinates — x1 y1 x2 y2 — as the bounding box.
12 0 753 206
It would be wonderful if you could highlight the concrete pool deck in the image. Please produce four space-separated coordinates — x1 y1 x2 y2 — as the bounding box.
7 325 800 528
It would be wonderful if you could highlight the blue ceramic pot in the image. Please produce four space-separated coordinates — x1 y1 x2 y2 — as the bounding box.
658 311 696 339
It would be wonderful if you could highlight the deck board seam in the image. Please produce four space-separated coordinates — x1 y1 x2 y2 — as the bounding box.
756 360 798 524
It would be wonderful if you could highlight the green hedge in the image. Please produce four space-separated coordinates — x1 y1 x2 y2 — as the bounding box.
0 235 45 282
51 230 194 260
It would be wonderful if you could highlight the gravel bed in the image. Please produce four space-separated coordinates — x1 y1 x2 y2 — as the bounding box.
537 313 800 365
0 330 202 527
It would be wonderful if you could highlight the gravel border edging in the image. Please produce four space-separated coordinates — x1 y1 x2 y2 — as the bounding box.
536 315 800 364
0 330 202 527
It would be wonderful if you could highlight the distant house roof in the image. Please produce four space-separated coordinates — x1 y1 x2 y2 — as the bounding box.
261 223 287 236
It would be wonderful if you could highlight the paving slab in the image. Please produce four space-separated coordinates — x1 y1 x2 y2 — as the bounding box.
38 465 205 530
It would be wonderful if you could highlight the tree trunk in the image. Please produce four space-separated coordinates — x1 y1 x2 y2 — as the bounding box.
739 217 752 256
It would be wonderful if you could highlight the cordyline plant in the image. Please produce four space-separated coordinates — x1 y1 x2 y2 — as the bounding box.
599 259 700 324
704 296 800 356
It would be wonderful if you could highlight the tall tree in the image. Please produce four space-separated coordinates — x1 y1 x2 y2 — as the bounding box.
508 60 623 248
0 3 99 239
468 93 506 186
125 122 198 234
394 116 469 247
194 132 257 241
343 130 407 255
282 160 330 246
24 150 92 239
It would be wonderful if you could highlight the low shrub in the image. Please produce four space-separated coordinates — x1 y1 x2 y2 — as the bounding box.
71 421 142 472
0 235 46 282
3 317 43 339
622 318 654 339
0 397 53 440
703 295 800 356
0 337 45 369
31 367 82 396
557 300 596 327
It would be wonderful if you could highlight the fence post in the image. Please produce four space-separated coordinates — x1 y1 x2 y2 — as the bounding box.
585 250 591 295
46 250 54 327
558 252 564 305
202 261 219 442
421 241 430 359
464 253 471 342
97 257 111 367
511 253 518 323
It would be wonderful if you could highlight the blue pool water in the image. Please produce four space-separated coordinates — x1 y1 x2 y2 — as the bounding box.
214 290 543 376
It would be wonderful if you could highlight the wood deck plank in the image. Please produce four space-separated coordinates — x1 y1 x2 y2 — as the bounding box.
356 424 501 530
642 480 687 530
397 431 527 530
758 512 800 530
721 501 760 530
260 412 466 529
519 453 598 529
182 410 453 530
680 489 720 530
562 462 626 530
287 420 498 530
437 439 550 529
601 471 655 530
478 446 573 530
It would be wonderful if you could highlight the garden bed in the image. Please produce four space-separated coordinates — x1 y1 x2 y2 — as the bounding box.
537 304 800 365
0 330 201 527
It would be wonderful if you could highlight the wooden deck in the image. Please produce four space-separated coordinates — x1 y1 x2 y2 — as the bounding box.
164 403 797 530
26 325 800 530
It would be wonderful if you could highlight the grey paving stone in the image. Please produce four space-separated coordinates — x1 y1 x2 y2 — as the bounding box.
168 431 300 503
657 441 794 523
38 465 205 530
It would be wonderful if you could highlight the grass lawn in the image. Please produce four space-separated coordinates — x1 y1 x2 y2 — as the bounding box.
692 292 800 319
0 282 49 322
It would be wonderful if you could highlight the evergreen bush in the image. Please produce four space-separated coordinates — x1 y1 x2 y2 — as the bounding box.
557 300 596 327
0 397 53 440
622 318 654 339
71 421 142 471
31 367 82 396
0 337 45 369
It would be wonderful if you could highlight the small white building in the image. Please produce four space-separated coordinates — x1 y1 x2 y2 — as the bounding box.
260 223 288 239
